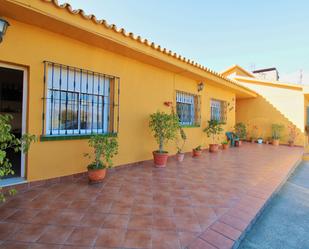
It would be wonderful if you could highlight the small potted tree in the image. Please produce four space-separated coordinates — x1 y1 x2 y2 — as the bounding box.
287 124 298 147
192 145 202 157
234 122 247 146
0 114 36 202
204 120 224 153
175 127 187 162
271 124 284 146
149 111 179 167
84 135 118 183
250 124 258 143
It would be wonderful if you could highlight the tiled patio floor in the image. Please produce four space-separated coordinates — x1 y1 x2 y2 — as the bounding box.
0 143 303 249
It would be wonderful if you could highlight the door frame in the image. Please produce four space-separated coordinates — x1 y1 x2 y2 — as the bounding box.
0 62 28 179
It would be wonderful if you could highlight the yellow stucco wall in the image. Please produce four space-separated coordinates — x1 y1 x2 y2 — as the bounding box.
236 81 305 146
0 18 236 181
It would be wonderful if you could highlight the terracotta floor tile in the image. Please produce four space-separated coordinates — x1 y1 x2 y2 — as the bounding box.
38 225 74 244
128 215 152 230
178 232 199 249
65 227 99 246
46 201 71 210
200 229 234 249
102 214 129 229
153 216 176 230
0 144 303 249
89 201 112 213
51 211 84 226
210 221 241 241
219 214 248 232
175 216 202 233
188 238 217 249
68 201 90 210
79 213 106 227
0 208 18 221
95 228 126 247
131 204 153 216
151 230 180 249
11 224 47 242
0 241 30 249
173 207 196 218
153 206 174 216
29 243 61 249
61 246 92 249
0 222 20 240
31 210 60 225
5 209 39 223
123 230 151 248
110 201 132 215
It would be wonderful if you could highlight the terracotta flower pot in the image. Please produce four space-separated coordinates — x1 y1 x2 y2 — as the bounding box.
265 141 270 145
176 152 185 162
192 149 202 157
209 144 219 153
222 144 229 150
272 139 280 146
88 168 106 184
288 141 294 147
235 140 242 147
153 151 168 167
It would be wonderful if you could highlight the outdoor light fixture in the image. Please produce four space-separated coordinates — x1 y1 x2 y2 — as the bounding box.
197 82 205 92
0 18 10 43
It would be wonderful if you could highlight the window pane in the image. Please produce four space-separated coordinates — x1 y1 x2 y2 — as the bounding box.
48 90 78 134
45 63 116 135
176 92 197 125
211 99 225 122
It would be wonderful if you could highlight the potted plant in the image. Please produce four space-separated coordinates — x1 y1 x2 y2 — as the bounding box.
84 135 118 183
221 141 229 150
287 124 298 147
204 120 224 153
175 127 187 162
234 122 247 145
0 114 36 202
192 145 202 157
271 124 284 146
257 137 263 144
149 111 179 167
250 124 258 143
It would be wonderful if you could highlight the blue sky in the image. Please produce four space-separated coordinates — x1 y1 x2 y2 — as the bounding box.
59 0 309 83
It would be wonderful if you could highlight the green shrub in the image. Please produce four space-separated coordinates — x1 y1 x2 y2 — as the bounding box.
272 124 284 140
0 114 36 202
234 122 247 140
194 145 202 151
84 135 118 170
204 120 224 144
149 111 179 153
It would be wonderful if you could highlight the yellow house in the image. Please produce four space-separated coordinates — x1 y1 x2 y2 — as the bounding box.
222 65 308 147
0 0 257 185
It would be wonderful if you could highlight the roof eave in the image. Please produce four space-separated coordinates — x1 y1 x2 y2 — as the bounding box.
1 0 257 98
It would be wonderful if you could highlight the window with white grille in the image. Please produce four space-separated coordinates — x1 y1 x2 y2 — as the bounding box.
210 99 226 122
176 91 201 126
43 61 119 136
